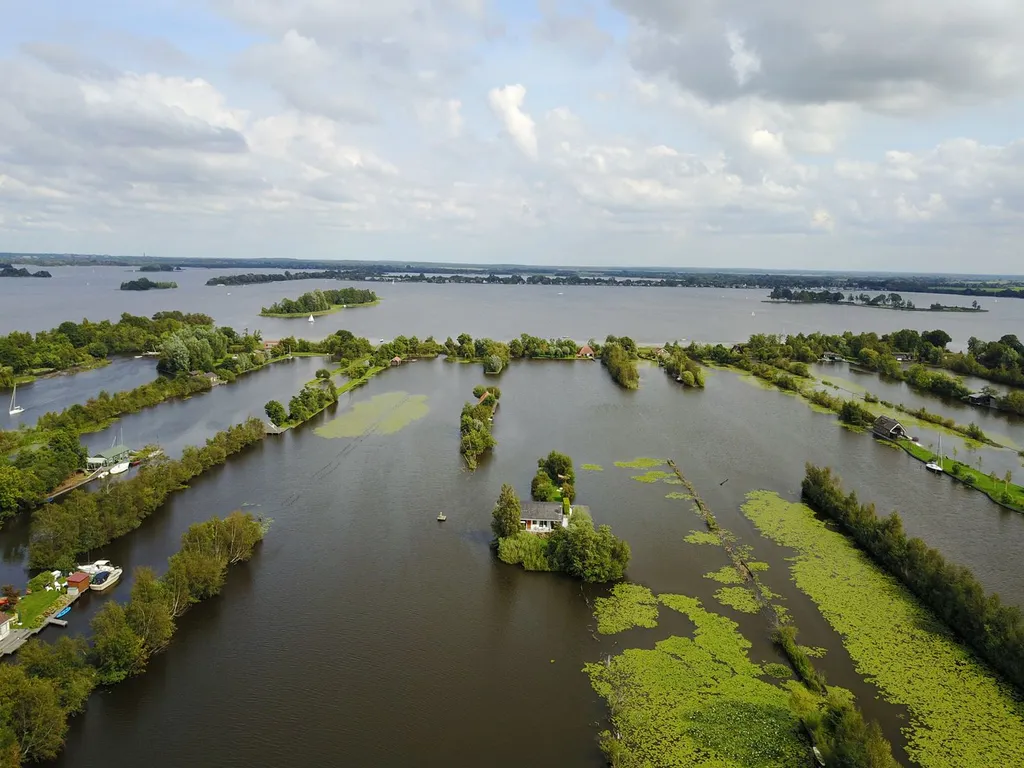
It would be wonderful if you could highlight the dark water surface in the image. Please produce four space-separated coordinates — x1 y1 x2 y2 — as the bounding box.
32 358 1021 767
3 266 1024 349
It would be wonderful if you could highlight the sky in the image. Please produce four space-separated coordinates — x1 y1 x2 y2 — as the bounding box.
2 1 1024 272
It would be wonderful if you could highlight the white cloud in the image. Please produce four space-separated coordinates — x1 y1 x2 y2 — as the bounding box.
488 84 538 159
726 30 761 87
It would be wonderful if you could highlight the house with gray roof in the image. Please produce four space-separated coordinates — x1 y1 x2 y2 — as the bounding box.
520 501 572 533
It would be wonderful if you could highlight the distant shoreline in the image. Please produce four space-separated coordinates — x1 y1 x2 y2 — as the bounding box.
762 300 988 313
259 300 380 318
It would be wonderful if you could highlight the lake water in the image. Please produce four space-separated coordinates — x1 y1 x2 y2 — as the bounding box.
2 270 1024 765
3 266 1023 349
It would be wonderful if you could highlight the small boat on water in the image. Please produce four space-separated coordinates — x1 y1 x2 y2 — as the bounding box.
109 461 130 475
926 436 944 474
437 512 447 522
308 314 315 323
89 568 122 592
9 383 24 416
77 560 117 576
54 606 72 619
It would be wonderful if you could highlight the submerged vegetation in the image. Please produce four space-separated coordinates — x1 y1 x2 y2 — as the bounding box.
743 489 1024 766
314 391 430 438
0 512 266 766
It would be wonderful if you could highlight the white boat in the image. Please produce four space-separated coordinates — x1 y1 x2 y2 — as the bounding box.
77 560 116 576
89 568 122 592
308 314 315 323
8 383 24 415
926 436 943 474
109 461 130 475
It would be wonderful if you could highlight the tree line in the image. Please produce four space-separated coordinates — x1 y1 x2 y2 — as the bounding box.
460 386 500 469
659 343 706 387
264 381 338 428
260 288 378 315
600 335 640 390
119 278 177 291
0 511 266 765
0 311 212 379
29 418 267 570
802 464 1024 695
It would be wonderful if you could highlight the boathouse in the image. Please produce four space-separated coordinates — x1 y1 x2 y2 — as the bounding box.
66 572 90 597
872 415 907 440
390 356 403 366
521 502 572 533
577 344 595 359
262 339 280 351
0 613 11 641
86 444 131 470
967 392 999 409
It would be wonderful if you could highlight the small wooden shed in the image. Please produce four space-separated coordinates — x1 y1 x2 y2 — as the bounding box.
66 572 90 597
872 415 907 440
0 613 12 640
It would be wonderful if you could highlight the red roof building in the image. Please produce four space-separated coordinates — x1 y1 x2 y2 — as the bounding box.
577 344 595 358
66 572 90 596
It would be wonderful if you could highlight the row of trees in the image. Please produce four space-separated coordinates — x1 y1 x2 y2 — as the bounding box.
491 483 630 582
660 344 706 387
0 311 213 376
29 418 267 570
460 386 500 469
802 464 1024 694
260 288 378 315
531 450 576 502
0 431 86 523
600 335 639 390
264 381 338 427
0 512 266 765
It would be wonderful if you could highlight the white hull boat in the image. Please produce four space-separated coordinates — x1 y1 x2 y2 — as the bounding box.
9 383 24 415
89 568 122 592
77 560 116 576
109 461 130 475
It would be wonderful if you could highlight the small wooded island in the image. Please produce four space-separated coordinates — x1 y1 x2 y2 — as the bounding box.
766 287 986 312
0 263 50 278
491 452 631 581
120 277 178 291
260 288 379 317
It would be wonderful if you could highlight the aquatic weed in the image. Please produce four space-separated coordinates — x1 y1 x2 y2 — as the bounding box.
594 583 659 635
704 566 745 585
614 457 665 469
631 470 672 483
581 463 604 471
684 530 720 546
714 586 760 614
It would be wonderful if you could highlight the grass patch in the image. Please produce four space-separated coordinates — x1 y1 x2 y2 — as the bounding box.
714 586 760 614
704 566 745 585
614 457 666 469
581 463 604 471
585 593 808 768
631 470 672 483
684 530 721 546
315 391 429 438
742 490 1024 767
594 583 659 635
14 589 64 629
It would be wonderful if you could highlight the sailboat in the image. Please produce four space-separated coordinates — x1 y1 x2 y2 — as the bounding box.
108 427 130 475
308 314 315 323
8 383 24 415
926 435 943 474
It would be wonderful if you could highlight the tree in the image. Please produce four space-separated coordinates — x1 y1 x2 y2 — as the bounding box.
540 450 575 486
0 585 19 608
922 329 952 349
125 568 175 654
491 484 521 539
0 466 35 523
0 665 68 763
315 368 331 380
264 400 287 427
90 602 147 684
18 637 97 714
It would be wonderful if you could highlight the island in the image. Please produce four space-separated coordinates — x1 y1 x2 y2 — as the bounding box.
259 288 379 317
120 278 178 291
766 287 986 312
0 263 50 278
138 264 181 273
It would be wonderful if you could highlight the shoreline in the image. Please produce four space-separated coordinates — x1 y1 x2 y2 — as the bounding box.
763 299 987 313
259 299 380 318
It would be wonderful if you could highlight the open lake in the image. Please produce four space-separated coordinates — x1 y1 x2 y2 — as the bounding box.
2 268 1024 766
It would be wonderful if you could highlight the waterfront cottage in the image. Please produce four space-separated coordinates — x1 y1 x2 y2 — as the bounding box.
821 352 843 362
66 572 90 597
86 444 131 470
577 344 595 359
262 340 280 351
390 356 403 366
892 352 914 362
521 502 571 533
872 415 907 440
967 392 999 409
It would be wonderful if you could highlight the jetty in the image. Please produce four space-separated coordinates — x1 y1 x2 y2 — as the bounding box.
0 590 84 657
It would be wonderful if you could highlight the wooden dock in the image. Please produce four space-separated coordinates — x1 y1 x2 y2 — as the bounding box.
0 590 83 657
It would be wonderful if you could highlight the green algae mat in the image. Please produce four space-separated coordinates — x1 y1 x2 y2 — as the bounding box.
314 391 429 438
593 583 659 635
586 593 809 767
742 490 1024 767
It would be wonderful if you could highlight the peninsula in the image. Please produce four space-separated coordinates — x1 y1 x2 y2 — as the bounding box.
260 288 378 317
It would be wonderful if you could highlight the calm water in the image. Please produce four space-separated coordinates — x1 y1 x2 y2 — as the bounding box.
18 359 1017 766
3 266 1024 349
2 274 1023 765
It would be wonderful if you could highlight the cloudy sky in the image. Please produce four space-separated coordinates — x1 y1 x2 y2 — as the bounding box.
2 1 1024 272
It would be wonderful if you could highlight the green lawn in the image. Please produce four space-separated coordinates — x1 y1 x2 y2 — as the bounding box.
897 439 1024 512
14 589 64 629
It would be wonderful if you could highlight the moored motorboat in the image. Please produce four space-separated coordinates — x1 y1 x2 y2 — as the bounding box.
89 568 122 592
109 461 130 475
77 560 116 576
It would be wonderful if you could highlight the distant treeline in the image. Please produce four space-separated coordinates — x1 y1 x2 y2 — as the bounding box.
1 512 265 765
120 278 177 291
0 263 50 278
138 265 179 272
768 287 983 312
29 417 267 570
802 464 1024 695
207 270 361 286
260 288 377 315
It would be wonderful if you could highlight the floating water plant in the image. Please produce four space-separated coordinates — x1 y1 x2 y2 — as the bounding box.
593 583 659 635
684 530 720 546
665 491 692 500
614 457 665 469
315 391 429 438
586 593 809 767
762 663 793 679
742 490 1024 766
631 470 672 483
581 463 604 471
704 566 745 585
714 586 760 614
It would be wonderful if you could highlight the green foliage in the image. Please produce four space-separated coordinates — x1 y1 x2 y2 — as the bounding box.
704 566 745 585
29 418 266 569
460 393 497 469
506 333 579 359
315 368 331 380
714 586 760 613
631 470 671 483
547 511 630 582
285 382 337 424
90 602 148 685
125 568 175 654
491 484 521 539
0 664 68 763
260 288 377 315
770 625 827 694
614 457 665 469
586 593 808 767
762 663 793 679
790 686 899 768
684 530 721 546
496 532 552 571
839 400 876 427
594 583 659 634
264 399 287 426
120 278 177 290
18 637 97 715
601 339 640 389
531 450 575 501
744 489 1024 766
